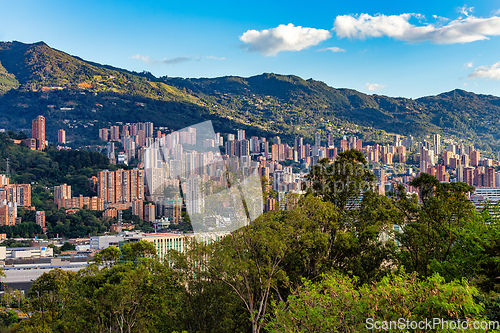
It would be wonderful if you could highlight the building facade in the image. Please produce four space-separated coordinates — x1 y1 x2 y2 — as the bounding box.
32 115 46 151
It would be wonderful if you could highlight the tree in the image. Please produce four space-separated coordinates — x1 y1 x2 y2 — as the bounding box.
120 240 157 262
331 190 399 283
25 268 76 330
183 192 393 333
24 251 184 332
93 246 121 268
267 271 485 333
305 150 375 211
303 150 398 284
475 203 500 293
171 237 251 333
204 210 297 333
64 259 184 333
394 174 483 280
0 309 20 330
60 242 76 252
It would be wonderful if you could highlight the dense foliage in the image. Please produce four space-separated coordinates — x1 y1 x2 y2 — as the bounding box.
0 133 150 238
268 271 484 333
0 132 108 192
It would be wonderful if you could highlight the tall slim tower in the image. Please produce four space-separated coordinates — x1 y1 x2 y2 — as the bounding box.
145 122 154 138
32 115 46 151
327 134 334 148
433 134 441 155
237 129 246 141
314 132 321 147
58 129 66 144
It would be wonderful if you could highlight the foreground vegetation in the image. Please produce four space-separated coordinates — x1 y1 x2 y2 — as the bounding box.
1 150 498 332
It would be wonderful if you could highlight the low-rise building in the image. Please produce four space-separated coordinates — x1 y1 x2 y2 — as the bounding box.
0 246 53 259
90 232 144 250
90 231 229 262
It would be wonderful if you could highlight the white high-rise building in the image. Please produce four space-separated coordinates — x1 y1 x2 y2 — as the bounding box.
314 132 321 147
433 134 441 155
186 175 203 215
456 165 464 182
249 136 259 153
420 147 435 173
58 129 66 144
237 129 245 141
327 134 334 148
273 170 284 193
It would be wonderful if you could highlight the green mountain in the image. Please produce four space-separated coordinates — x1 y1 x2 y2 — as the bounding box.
0 41 199 101
0 41 258 142
0 41 499 153
165 74 500 153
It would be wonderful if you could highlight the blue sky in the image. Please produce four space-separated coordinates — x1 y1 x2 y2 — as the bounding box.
1 0 500 98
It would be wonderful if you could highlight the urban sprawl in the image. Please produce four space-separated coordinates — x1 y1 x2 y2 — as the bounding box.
1 115 499 291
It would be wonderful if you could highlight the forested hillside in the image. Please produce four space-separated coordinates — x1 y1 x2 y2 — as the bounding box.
0 41 499 153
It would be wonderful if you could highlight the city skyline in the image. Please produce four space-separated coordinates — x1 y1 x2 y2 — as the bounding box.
1 0 500 98
1 2 500 326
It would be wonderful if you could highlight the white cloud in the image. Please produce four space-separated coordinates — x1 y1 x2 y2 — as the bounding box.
131 54 153 64
465 61 474 68
467 62 500 80
432 15 450 22
333 13 500 44
240 23 331 56
458 5 474 17
205 56 226 60
317 46 346 52
364 83 386 91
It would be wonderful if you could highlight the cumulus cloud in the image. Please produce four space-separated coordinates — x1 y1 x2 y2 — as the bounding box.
333 13 500 44
317 46 346 52
465 61 474 68
239 23 331 56
467 62 500 80
365 83 386 91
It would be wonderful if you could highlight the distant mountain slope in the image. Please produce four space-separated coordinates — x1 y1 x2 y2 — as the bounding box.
165 74 500 152
0 41 253 141
0 41 196 103
0 41 499 153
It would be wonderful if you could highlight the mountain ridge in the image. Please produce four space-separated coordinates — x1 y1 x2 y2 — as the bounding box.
0 41 499 153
